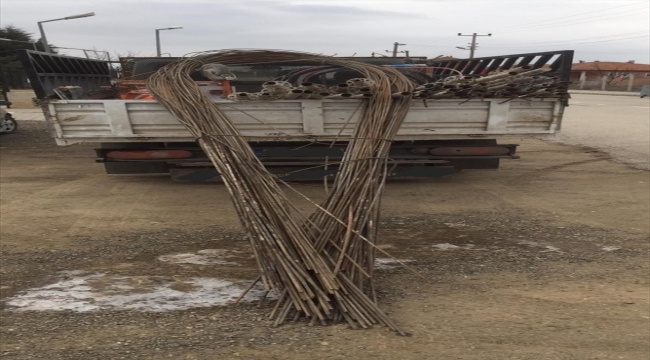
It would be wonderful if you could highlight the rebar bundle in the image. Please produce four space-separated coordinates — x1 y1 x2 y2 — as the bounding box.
229 77 378 101
221 64 566 102
413 66 569 100
147 50 414 333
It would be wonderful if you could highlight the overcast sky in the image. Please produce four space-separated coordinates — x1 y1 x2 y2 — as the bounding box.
1 0 648 63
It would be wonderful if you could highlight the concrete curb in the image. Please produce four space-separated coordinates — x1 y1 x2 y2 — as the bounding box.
4 108 46 121
570 91 640 97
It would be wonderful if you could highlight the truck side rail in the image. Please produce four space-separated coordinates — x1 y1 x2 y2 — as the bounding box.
47 98 564 145
18 50 112 100
427 50 574 81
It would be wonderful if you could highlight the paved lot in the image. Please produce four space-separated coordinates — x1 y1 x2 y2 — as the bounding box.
3 108 44 121
0 98 648 360
560 94 650 170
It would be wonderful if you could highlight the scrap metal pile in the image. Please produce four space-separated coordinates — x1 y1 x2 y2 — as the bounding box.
412 66 570 100
226 78 377 101
221 63 568 102
147 50 413 334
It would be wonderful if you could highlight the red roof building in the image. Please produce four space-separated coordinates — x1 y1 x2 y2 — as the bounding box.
570 61 650 91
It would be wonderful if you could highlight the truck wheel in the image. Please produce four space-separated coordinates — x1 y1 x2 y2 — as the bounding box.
1 115 17 134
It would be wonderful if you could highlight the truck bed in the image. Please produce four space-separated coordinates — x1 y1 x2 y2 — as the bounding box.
47 98 563 145
20 49 572 180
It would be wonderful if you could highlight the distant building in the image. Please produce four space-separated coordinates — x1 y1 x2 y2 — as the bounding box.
570 60 650 91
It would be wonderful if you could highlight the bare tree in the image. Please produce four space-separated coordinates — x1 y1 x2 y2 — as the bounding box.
593 62 630 86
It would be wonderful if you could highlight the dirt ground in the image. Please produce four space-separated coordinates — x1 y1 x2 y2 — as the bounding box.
1 120 649 360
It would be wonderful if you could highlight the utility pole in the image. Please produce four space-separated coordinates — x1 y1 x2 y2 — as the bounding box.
395 50 410 58
390 42 405 57
457 33 492 58
384 46 409 58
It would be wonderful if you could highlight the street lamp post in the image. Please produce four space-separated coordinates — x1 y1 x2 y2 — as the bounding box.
155 27 183 57
37 12 95 53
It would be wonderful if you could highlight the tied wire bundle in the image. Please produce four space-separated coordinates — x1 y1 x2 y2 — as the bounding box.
147 50 414 333
228 78 378 101
413 66 569 101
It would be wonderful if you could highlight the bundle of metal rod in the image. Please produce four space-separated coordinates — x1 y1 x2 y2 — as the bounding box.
147 50 414 333
346 78 376 89
256 81 291 100
329 83 352 94
298 82 328 93
413 67 569 100
228 77 377 101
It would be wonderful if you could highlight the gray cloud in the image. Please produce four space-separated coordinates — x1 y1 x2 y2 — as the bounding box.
0 0 647 62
